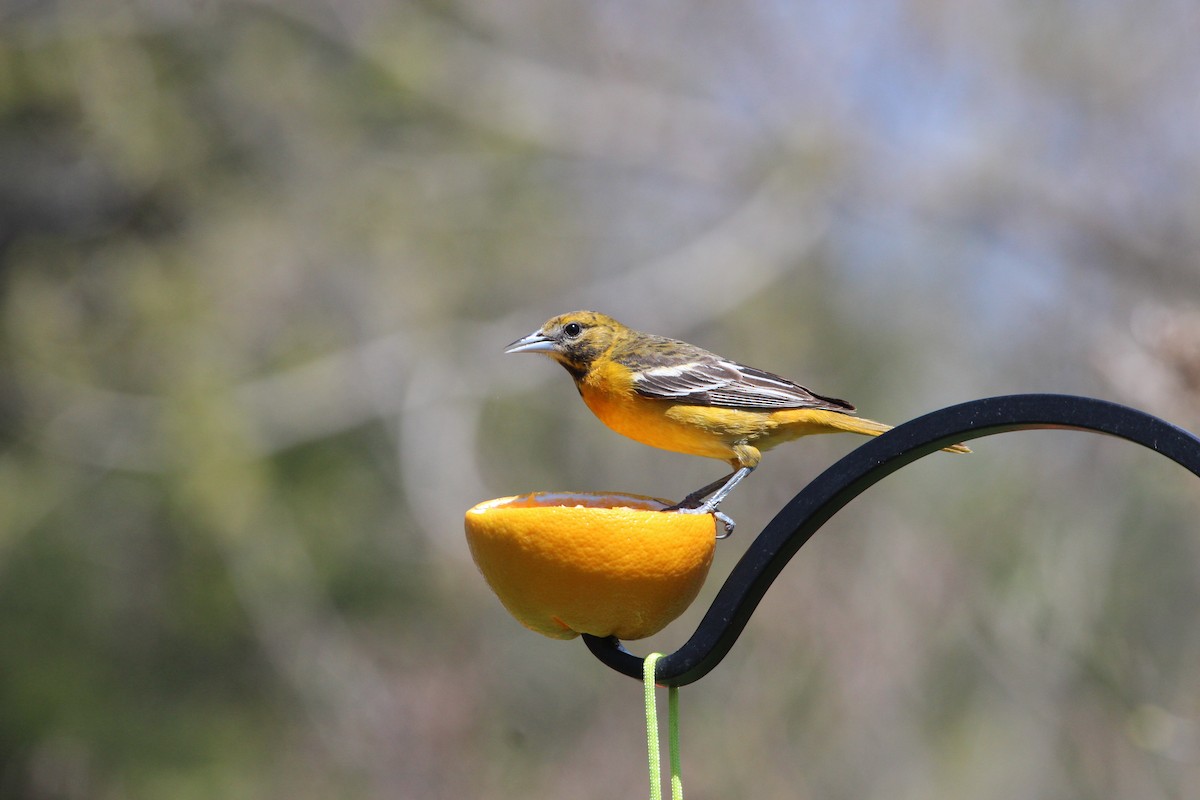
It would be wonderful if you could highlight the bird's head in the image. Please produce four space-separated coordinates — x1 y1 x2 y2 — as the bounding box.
505 310 624 378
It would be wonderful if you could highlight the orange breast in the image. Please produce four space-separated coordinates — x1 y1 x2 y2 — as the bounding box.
576 379 754 462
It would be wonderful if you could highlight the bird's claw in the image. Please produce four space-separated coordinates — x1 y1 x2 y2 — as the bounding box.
663 504 735 538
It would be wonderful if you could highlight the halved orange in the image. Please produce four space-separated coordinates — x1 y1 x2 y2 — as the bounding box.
464 492 719 640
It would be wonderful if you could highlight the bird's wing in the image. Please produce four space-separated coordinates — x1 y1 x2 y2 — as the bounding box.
623 343 855 412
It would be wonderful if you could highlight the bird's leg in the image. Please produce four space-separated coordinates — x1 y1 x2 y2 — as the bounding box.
692 466 754 514
666 471 740 511
665 447 759 537
667 465 756 538
665 471 740 537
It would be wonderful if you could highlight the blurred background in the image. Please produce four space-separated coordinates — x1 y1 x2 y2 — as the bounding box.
2 0 1199 797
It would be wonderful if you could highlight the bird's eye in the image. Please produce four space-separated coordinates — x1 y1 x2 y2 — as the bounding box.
563 322 583 338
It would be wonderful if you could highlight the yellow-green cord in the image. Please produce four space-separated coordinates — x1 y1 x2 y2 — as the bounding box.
643 653 683 800
644 654 661 800
668 682 682 800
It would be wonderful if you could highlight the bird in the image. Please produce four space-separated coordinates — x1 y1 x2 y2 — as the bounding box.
506 310 968 532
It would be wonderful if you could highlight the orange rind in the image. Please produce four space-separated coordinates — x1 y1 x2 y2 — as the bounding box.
464 492 719 640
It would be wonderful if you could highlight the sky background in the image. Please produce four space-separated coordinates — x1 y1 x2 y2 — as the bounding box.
2 1 1200 797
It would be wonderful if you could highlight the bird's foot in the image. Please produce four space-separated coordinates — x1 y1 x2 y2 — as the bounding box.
665 504 735 538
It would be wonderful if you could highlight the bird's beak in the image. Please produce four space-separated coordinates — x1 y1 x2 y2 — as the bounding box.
504 329 557 354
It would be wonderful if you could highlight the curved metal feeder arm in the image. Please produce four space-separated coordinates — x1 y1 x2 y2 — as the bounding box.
584 394 1200 687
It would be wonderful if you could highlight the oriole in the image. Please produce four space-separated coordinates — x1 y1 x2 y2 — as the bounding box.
506 311 968 530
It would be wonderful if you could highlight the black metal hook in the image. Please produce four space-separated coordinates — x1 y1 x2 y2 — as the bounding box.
583 394 1200 686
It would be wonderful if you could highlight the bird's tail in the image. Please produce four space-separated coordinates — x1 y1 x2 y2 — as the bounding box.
786 409 971 454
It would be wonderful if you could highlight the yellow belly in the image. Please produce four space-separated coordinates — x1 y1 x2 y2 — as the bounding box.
577 383 891 464
578 388 777 462
579 385 744 461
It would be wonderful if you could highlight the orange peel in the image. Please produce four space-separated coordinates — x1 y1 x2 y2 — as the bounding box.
464 492 718 640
